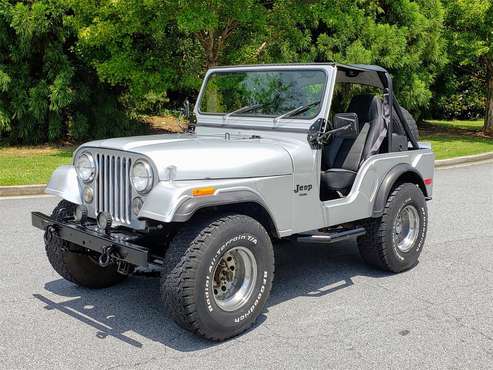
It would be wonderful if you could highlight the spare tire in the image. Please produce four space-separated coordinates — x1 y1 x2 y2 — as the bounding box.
392 106 419 141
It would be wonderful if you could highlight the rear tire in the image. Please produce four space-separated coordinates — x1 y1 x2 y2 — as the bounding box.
358 183 428 273
160 214 274 341
45 200 128 289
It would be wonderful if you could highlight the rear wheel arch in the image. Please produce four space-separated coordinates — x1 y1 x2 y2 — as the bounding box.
372 164 427 218
359 182 428 272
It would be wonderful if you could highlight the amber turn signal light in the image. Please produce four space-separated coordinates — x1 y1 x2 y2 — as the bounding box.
192 187 216 197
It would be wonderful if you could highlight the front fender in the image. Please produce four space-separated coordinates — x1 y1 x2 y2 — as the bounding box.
45 165 82 204
138 176 292 236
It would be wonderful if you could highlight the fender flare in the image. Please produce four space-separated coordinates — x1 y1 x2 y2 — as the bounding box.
173 189 270 220
372 163 427 218
45 165 82 205
171 189 280 236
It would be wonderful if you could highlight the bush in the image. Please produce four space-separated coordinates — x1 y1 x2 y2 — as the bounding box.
4 0 486 143
0 0 143 144
430 66 486 120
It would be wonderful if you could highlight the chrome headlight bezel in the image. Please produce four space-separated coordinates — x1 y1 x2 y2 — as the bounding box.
75 152 96 183
130 159 154 194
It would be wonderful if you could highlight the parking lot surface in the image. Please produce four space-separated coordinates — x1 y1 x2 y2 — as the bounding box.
0 161 492 369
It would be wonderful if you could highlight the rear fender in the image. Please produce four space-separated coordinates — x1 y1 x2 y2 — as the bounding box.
372 164 428 217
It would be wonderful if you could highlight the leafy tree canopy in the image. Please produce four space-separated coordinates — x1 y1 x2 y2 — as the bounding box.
440 0 493 131
262 0 446 114
0 0 144 144
3 0 487 143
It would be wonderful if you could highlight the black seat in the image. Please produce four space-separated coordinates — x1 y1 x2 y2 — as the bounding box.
321 94 385 196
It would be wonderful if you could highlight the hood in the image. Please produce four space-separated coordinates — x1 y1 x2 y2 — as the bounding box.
79 134 294 181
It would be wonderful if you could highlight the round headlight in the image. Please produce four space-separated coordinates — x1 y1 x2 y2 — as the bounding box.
131 159 153 193
75 152 95 183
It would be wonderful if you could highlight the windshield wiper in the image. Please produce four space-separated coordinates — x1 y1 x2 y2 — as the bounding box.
273 101 320 123
223 103 263 123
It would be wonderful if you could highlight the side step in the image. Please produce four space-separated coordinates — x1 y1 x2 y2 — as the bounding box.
296 227 366 244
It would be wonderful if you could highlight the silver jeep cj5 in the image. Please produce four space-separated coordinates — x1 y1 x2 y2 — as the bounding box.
32 63 434 341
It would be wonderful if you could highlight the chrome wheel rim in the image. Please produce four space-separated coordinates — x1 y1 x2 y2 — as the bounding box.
395 205 420 253
212 247 257 312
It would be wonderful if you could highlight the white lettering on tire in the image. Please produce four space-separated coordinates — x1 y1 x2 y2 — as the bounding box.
234 271 268 323
204 233 259 314
415 207 427 253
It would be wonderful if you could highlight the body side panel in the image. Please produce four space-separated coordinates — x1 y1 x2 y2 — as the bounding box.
322 149 434 227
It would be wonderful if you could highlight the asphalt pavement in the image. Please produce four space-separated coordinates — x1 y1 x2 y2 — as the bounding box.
0 161 492 369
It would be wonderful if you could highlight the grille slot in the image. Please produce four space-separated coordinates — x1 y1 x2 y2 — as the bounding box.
95 153 132 224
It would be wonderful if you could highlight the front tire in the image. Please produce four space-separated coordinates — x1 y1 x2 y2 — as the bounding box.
45 200 128 289
358 183 428 272
160 214 274 341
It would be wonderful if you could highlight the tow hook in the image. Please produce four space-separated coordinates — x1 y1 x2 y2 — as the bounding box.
98 245 116 267
98 246 131 275
44 225 57 245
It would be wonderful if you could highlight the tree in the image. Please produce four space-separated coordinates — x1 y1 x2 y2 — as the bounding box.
0 0 140 144
0 0 451 143
66 0 180 114
444 0 493 132
0 0 76 143
68 0 268 114
261 0 446 116
174 0 268 70
428 64 486 120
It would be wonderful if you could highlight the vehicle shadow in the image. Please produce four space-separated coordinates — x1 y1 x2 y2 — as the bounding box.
33 239 391 352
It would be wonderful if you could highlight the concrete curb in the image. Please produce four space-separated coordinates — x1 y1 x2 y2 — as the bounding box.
435 151 493 168
0 184 46 197
1 151 493 197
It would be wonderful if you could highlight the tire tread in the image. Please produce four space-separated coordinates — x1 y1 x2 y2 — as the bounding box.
160 213 273 341
45 200 127 288
358 183 423 272
45 200 79 283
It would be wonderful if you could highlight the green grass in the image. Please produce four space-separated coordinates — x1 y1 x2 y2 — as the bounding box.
0 146 74 186
421 118 493 160
420 134 493 160
0 118 491 185
423 119 484 131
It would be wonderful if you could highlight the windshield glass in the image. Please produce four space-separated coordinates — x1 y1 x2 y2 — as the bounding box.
199 70 327 119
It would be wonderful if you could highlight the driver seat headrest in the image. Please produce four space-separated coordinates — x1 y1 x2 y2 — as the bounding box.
346 94 382 126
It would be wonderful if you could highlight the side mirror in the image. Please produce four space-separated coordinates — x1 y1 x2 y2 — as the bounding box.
182 98 197 133
307 118 326 149
183 98 191 119
332 113 359 138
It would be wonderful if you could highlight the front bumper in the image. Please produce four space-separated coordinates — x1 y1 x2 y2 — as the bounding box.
31 212 151 267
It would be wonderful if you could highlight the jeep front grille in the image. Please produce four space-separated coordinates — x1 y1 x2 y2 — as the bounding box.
94 153 133 224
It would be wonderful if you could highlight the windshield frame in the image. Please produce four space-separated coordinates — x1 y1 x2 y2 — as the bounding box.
196 67 329 121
